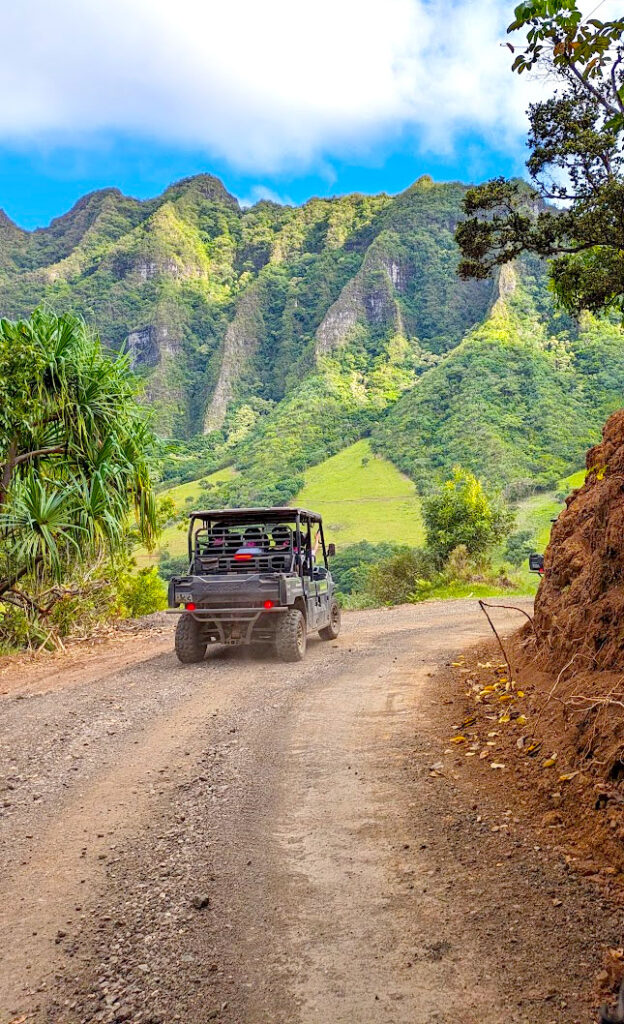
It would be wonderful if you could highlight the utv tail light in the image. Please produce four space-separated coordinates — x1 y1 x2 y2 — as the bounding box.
263 600 275 609
185 602 197 611
234 553 253 561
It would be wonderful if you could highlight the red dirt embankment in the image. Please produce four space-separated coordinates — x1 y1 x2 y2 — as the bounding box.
536 407 624 674
451 412 624 923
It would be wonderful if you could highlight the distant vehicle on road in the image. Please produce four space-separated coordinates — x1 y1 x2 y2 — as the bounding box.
168 507 340 663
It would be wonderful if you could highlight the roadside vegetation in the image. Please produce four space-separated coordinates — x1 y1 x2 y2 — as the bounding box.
0 310 164 652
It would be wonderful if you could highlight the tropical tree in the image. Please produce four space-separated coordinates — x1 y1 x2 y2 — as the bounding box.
0 309 157 616
423 468 513 565
456 2 624 317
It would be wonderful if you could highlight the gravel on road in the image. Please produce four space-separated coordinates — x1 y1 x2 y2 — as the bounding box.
0 600 617 1024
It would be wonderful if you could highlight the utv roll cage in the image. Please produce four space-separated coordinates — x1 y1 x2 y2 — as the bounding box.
186 507 333 579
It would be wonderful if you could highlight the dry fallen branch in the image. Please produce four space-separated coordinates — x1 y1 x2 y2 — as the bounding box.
480 601 538 637
477 600 531 682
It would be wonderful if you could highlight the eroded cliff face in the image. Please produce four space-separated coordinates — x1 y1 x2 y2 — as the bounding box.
314 250 404 357
490 262 518 314
315 275 368 356
204 286 264 432
127 323 182 369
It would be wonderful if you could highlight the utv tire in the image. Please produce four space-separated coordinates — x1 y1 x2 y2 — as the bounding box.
319 600 341 641
175 613 207 664
275 608 306 662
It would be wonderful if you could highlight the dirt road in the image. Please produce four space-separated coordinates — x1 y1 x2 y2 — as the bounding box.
0 601 619 1024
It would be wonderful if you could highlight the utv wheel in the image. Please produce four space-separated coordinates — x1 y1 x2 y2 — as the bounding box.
275 609 307 662
175 613 207 664
319 600 341 641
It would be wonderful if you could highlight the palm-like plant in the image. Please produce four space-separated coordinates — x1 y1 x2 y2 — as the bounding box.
0 309 157 602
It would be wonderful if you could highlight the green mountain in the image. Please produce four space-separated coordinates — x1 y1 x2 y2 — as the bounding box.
1 172 623 503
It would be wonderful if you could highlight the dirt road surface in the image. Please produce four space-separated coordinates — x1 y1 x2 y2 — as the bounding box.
0 601 620 1024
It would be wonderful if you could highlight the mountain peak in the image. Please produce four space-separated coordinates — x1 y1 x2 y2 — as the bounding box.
160 173 239 209
0 208 23 235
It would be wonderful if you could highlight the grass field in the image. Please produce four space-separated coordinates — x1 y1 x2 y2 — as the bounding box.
138 442 422 564
294 440 424 547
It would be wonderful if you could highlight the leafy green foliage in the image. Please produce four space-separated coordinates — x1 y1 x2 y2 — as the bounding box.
158 553 190 580
366 548 433 605
422 468 513 565
0 309 158 646
117 566 167 618
503 529 535 566
330 541 409 597
457 2 624 319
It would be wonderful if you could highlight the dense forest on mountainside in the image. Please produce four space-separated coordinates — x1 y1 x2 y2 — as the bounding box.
1 172 623 504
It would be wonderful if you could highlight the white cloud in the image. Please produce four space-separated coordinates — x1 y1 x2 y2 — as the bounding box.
238 185 295 208
0 0 544 171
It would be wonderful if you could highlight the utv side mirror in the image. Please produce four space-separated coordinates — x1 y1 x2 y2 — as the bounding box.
529 552 544 573
327 543 336 557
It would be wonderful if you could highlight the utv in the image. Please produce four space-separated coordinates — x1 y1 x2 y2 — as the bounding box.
167 507 341 663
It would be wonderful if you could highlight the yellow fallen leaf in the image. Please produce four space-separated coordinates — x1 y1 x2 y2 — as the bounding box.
450 735 467 744
490 762 506 770
479 749 489 760
526 742 541 757
559 771 579 782
516 714 527 725
499 694 514 702
452 661 464 667
517 690 525 698
462 715 477 727
542 754 558 768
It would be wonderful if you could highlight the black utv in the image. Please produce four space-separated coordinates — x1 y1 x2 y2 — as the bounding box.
168 507 341 663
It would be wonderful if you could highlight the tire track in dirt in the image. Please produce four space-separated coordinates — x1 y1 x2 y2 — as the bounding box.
2 600 616 1024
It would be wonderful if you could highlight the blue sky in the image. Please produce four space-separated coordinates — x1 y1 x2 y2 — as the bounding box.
0 132 527 230
0 0 547 229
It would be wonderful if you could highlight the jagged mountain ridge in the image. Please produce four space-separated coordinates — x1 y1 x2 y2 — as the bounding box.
1 172 623 503
0 174 495 433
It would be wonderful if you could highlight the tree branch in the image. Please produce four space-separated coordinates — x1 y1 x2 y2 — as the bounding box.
566 57 620 116
610 54 624 113
11 445 65 468
0 564 30 599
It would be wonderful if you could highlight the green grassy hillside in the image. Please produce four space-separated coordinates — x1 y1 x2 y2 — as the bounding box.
160 466 236 506
141 454 587 599
138 465 235 566
294 440 424 547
